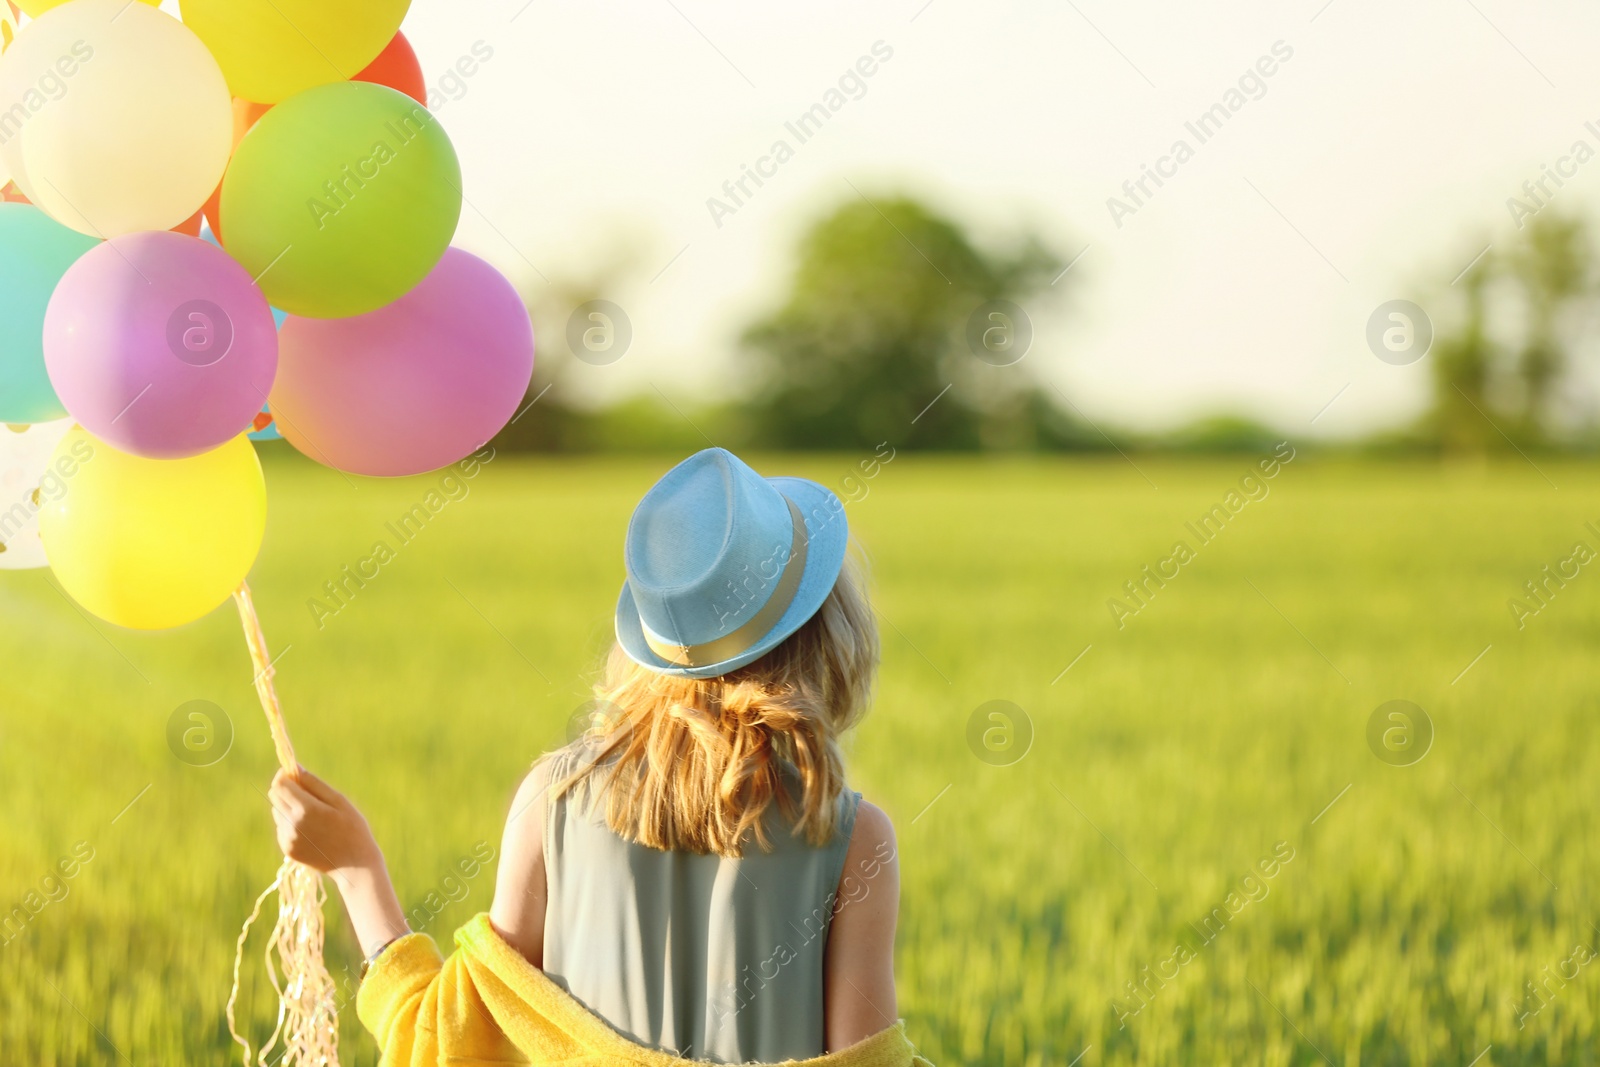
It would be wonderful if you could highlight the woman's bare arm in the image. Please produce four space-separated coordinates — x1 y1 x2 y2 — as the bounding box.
488 759 552 967
823 799 900 1050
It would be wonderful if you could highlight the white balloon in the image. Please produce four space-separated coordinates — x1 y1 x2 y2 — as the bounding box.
0 418 72 570
0 0 230 236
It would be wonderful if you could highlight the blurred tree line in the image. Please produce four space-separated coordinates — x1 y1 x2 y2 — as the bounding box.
491 191 1600 456
493 194 1127 455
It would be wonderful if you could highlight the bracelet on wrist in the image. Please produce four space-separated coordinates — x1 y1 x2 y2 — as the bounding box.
359 934 406 980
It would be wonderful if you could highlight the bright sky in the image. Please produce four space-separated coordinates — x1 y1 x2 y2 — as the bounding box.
284 2 1600 435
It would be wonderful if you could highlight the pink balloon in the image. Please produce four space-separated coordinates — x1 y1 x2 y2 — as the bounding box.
271 249 535 477
44 231 278 459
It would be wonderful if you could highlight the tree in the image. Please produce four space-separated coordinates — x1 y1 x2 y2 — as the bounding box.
491 237 669 452
1506 213 1594 438
1428 211 1599 451
739 194 1069 450
1429 262 1495 454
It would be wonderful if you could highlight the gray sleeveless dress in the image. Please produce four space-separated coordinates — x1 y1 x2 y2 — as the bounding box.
540 742 860 1064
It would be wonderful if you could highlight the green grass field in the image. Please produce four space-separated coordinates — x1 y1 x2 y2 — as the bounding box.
3 450 1599 1066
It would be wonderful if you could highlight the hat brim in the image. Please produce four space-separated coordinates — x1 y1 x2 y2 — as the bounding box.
614 476 849 679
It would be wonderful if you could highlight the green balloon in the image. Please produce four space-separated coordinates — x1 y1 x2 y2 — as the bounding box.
220 82 462 319
0 204 100 424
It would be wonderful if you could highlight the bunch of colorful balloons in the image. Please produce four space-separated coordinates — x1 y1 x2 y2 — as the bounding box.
0 0 535 630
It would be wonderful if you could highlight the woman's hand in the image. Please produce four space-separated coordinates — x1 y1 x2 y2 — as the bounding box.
268 766 381 874
268 766 411 958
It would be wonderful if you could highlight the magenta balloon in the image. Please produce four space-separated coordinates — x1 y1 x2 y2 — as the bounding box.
271 249 535 477
44 231 279 459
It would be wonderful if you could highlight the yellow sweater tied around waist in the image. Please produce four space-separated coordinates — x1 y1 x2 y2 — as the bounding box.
357 913 935 1067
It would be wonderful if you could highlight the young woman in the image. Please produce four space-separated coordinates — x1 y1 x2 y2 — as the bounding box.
269 448 902 1062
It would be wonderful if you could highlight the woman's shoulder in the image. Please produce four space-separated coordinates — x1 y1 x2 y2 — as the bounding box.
849 797 894 838
501 750 567 863
504 739 599 841
504 749 557 819
839 795 898 880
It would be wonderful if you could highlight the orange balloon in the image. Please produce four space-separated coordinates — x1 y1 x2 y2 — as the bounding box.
236 98 272 132
354 32 425 105
172 209 203 236
200 185 221 240
202 97 271 241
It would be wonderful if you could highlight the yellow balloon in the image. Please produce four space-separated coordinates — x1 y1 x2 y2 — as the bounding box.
0 7 18 191
0 2 15 194
179 0 410 104
38 429 267 630
0 0 232 236
13 0 158 17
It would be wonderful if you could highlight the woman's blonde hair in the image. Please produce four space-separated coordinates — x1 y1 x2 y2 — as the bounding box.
555 547 878 858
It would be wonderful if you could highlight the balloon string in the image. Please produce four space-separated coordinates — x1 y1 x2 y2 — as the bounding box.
228 581 342 1067
235 581 297 774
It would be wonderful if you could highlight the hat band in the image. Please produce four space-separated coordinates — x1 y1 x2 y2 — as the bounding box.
642 497 809 668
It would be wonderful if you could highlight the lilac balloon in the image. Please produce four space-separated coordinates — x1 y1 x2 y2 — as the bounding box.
271 248 535 477
44 231 278 459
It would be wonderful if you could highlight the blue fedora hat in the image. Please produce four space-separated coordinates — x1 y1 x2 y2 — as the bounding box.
615 448 849 678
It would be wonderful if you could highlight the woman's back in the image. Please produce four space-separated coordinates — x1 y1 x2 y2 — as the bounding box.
539 742 859 1063
486 449 899 1062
